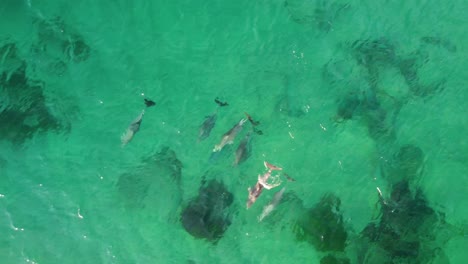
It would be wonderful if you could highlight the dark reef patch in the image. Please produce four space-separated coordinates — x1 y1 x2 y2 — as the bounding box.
0 41 64 143
294 193 348 253
181 179 234 243
117 146 183 209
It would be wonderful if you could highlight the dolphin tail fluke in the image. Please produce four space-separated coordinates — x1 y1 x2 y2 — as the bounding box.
239 118 248 126
264 161 282 171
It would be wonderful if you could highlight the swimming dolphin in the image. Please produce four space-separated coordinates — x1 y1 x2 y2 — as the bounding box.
247 161 282 208
198 113 217 142
213 118 247 152
121 110 145 146
120 98 156 146
258 187 286 222
234 131 252 165
198 98 229 142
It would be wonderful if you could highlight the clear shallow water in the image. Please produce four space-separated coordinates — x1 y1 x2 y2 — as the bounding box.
0 0 467 263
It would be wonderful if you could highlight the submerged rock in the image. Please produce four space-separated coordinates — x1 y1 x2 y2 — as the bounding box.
355 167 463 264
284 0 350 31
357 179 448 263
0 156 6 168
34 16 90 64
0 41 63 143
352 38 398 68
353 143 461 263
294 193 348 252
420 36 457 53
320 254 350 264
181 179 233 242
381 144 425 188
142 146 183 184
350 37 445 100
117 146 183 212
334 91 361 122
393 145 424 179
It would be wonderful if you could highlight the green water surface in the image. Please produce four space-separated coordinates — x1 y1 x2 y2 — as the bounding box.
1 0 467 263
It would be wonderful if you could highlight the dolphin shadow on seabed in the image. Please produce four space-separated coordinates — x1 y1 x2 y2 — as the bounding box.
117 146 183 220
180 178 234 243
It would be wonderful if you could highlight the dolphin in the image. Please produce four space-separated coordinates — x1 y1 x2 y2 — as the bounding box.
234 131 252 165
213 118 247 152
198 113 217 142
258 187 286 222
120 98 156 146
197 97 228 142
247 161 282 208
121 110 145 146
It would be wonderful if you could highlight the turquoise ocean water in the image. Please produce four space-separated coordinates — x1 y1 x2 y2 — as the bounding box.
1 0 467 263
